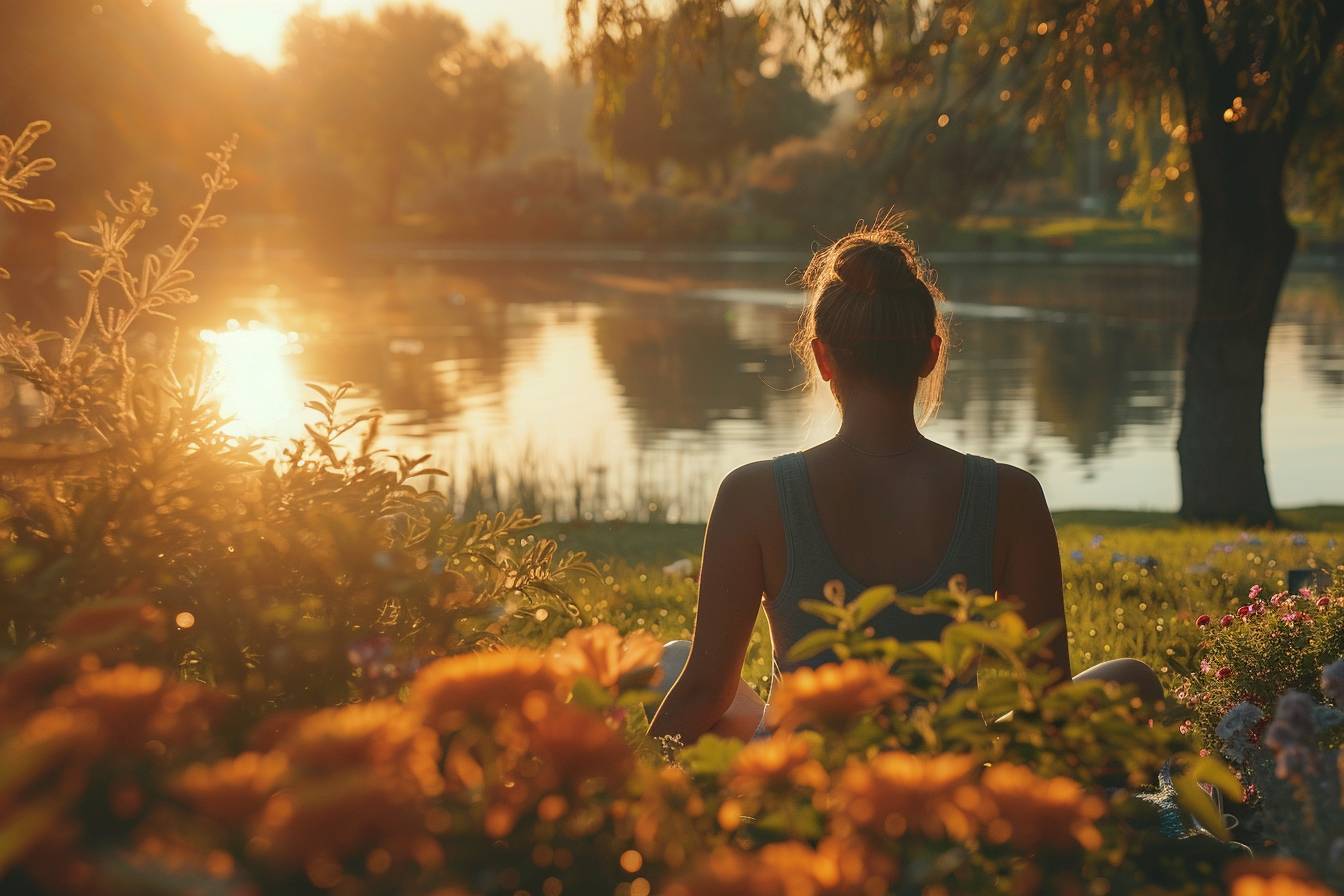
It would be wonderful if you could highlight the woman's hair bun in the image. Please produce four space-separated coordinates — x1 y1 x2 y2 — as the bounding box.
830 238 922 299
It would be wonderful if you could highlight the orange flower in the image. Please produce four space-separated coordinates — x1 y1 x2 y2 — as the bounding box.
251 770 439 871
979 763 1106 851
629 764 707 862
53 596 165 649
760 839 896 896
517 697 634 792
275 701 442 797
0 646 84 724
726 732 828 794
52 664 225 751
663 845 816 896
766 661 906 730
0 707 101 801
408 648 561 731
832 752 980 841
0 708 100 878
546 624 664 693
1228 860 1336 896
172 752 290 826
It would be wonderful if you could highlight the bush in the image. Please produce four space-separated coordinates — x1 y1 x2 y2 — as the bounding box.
0 124 587 720
1175 577 1344 751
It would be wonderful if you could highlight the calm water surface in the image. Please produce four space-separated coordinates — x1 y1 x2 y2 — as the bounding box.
193 257 1344 521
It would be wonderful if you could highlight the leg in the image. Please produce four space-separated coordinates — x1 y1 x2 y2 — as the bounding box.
1072 657 1165 705
652 640 766 741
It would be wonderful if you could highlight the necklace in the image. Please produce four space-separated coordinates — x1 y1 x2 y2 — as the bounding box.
834 433 927 458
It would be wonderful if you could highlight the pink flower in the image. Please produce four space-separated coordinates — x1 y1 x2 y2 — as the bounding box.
1196 614 1211 627
1220 614 1235 628
1248 584 1263 601
1216 667 1231 680
1237 605 1251 618
1270 592 1285 606
1252 601 1266 614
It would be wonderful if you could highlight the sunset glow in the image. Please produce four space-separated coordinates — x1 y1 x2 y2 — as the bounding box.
186 0 569 67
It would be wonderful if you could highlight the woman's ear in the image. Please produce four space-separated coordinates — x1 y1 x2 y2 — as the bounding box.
811 338 835 382
918 334 942 378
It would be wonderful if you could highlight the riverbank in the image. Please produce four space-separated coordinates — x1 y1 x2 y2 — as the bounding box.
540 505 1344 564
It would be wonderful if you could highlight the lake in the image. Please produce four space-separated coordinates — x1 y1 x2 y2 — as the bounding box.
191 252 1344 522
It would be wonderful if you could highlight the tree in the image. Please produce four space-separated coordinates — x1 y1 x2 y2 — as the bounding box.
0 0 267 318
282 4 517 226
569 0 1344 524
586 10 831 187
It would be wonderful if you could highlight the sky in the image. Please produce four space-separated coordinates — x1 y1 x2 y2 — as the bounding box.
185 0 571 67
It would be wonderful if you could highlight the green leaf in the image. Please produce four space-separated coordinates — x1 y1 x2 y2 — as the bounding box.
786 628 845 663
850 586 898 627
568 675 613 711
678 734 743 777
797 599 849 625
1174 755 1244 842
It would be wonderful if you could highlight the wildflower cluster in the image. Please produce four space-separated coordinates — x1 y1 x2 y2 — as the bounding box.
1177 575 1344 750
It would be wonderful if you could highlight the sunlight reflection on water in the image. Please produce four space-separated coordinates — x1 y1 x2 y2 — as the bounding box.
200 322 305 440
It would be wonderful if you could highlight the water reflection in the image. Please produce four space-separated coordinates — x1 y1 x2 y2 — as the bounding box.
199 323 304 439
193 261 1344 520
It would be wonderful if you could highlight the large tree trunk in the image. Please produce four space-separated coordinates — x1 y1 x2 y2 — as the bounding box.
1177 131 1295 526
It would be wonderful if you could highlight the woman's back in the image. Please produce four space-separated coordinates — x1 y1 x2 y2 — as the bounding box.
646 217 1078 744
764 442 998 670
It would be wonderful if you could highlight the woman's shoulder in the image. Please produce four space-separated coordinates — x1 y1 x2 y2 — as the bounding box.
717 458 780 501
992 460 1047 504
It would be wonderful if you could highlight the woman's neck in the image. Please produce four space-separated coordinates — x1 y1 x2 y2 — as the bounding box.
834 389 922 452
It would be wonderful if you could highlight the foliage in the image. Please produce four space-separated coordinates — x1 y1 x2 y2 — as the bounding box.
282 3 518 225
0 123 588 718
1176 576 1344 752
586 9 830 187
1211 665 1344 891
0 578 1266 895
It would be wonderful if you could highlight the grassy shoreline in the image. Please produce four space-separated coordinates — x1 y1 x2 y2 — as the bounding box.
540 504 1344 564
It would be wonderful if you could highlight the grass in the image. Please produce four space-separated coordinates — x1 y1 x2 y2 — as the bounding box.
529 507 1344 693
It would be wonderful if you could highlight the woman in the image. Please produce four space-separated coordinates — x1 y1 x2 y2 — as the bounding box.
649 219 1162 744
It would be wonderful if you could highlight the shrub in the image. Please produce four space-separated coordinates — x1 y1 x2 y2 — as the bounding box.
0 123 588 719
1175 576 1344 751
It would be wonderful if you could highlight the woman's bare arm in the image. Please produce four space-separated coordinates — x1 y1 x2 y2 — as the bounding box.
648 464 768 743
994 464 1073 682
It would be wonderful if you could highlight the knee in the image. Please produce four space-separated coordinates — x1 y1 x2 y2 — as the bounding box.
652 640 692 700
1078 657 1165 705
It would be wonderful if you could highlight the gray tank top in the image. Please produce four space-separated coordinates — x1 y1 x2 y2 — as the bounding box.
766 451 999 672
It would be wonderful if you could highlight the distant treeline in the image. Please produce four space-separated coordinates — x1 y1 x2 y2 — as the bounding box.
0 0 1226 255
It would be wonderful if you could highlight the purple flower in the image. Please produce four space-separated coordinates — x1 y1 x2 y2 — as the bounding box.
1322 660 1344 707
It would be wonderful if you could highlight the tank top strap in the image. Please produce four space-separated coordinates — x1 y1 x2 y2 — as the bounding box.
771 452 834 580
948 453 999 592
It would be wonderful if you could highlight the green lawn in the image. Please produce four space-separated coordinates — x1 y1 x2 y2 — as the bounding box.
529 508 1344 692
